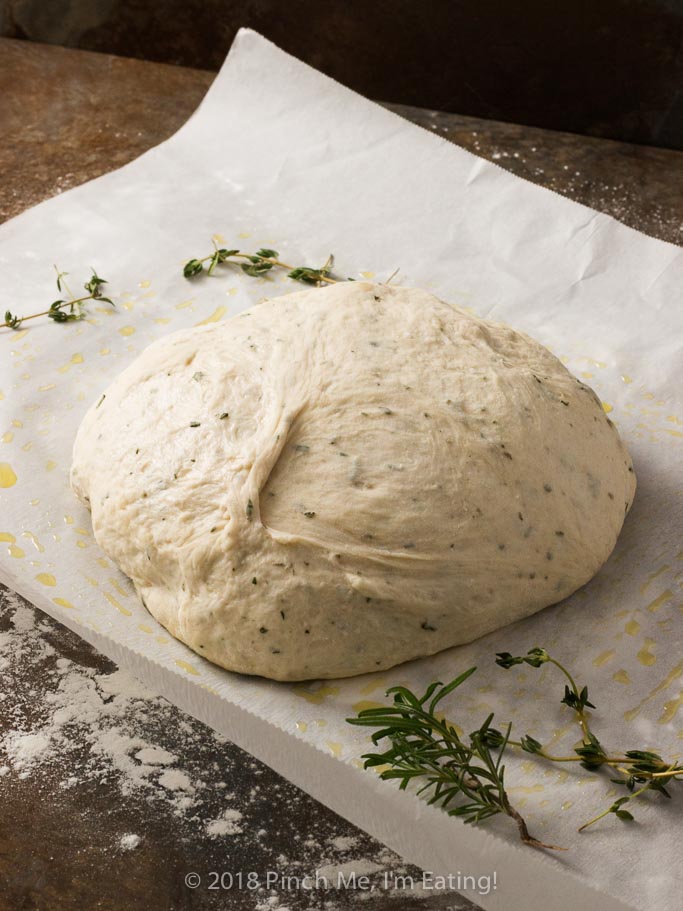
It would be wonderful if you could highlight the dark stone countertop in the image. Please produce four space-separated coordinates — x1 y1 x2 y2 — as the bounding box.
0 36 681 911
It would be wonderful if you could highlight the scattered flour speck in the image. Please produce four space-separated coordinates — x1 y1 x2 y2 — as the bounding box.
119 833 142 851
328 834 358 853
206 808 243 837
135 746 176 765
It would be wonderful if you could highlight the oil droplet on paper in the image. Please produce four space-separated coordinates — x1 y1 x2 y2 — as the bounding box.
659 694 683 724
196 306 227 326
561 800 573 810
138 624 153 634
36 573 56 587
175 659 200 676
509 784 544 795
45 460 57 472
0 532 15 543
119 326 136 337
621 375 633 384
647 589 673 613
175 300 194 310
359 677 388 696
352 700 384 714
326 742 342 757
109 577 130 597
640 564 670 594
104 592 132 616
53 597 74 609
138 280 151 288
293 684 340 704
39 383 56 392
295 721 308 733
637 638 656 666
100 347 111 356
2 431 14 444
0 463 17 487
613 669 631 685
57 353 84 374
624 660 682 721
602 402 613 414
625 619 640 636
64 515 74 525
8 544 25 558
593 649 615 667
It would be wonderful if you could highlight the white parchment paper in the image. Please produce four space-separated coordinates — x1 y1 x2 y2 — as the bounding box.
1 29 682 911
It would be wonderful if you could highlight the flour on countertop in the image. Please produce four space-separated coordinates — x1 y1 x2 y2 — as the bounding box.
0 590 238 821
0 591 479 910
205 807 244 837
119 833 142 851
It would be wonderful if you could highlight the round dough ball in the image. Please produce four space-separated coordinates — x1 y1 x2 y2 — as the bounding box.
71 282 635 680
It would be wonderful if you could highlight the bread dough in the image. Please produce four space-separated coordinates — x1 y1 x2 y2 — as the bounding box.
71 282 636 680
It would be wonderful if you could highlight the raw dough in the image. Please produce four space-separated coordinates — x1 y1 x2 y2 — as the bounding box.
71 282 636 680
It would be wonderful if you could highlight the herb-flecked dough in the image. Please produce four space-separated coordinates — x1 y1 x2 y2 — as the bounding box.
71 283 636 680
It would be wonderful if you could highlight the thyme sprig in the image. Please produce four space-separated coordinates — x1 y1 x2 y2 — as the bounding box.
348 647 682 848
183 243 337 286
496 648 683 831
347 668 563 851
3 266 113 331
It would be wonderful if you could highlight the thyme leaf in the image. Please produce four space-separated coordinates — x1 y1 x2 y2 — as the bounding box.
2 265 113 332
497 647 683 831
348 647 682 847
182 242 338 287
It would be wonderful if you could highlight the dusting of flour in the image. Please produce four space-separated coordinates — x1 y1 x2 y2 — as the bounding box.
0 591 237 822
0 590 477 910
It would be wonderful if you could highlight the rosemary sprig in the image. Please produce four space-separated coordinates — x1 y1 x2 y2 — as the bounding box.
348 647 681 847
347 668 563 851
183 243 337 286
496 648 683 831
3 266 113 331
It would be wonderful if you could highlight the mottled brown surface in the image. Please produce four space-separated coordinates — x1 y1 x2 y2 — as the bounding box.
1 39 681 245
2 0 683 150
0 36 682 911
0 591 475 911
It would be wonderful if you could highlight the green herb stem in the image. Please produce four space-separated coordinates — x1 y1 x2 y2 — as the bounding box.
349 648 682 847
347 670 564 851
201 250 336 283
546 657 592 743
2 266 113 332
183 244 338 286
